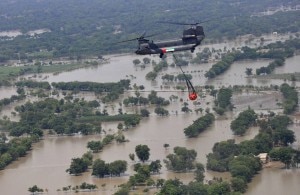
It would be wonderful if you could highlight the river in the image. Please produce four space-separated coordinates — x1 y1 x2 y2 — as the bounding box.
0 36 300 194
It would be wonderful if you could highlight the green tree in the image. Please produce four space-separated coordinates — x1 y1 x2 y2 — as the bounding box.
231 177 247 193
245 68 253 76
129 153 135 161
135 144 150 162
28 185 44 194
164 147 197 172
207 181 231 195
158 178 186 195
87 140 103 153
140 108 150 117
109 160 127 176
154 107 169 116
194 163 205 182
66 157 89 175
133 59 141 65
143 57 151 64
149 160 162 174
92 159 109 178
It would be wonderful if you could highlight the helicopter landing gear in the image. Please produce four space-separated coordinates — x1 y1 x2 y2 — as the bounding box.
191 47 195 53
159 53 164 58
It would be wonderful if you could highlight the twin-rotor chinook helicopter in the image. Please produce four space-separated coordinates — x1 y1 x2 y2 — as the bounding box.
118 22 205 58
117 21 205 101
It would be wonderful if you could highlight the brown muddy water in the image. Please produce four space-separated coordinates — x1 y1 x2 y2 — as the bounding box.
0 36 300 194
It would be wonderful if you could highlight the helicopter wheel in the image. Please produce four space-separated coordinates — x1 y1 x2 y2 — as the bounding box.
191 47 195 53
159 53 164 58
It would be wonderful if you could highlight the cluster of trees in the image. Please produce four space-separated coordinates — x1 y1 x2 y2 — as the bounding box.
256 58 285 75
66 152 93 175
52 80 130 102
0 137 35 170
59 182 97 192
206 113 297 192
28 185 44 194
161 73 193 82
7 98 100 136
123 91 170 107
145 60 168 80
280 83 298 114
191 47 212 64
128 161 162 188
79 114 141 129
0 91 26 111
87 134 115 153
3 96 142 137
269 147 300 169
15 80 51 90
164 146 197 172
184 113 215 137
230 108 257 135
112 145 163 193
206 139 262 193
52 80 130 93
92 159 127 177
148 91 170 106
157 178 235 195
1 0 299 60
216 88 233 110
205 52 237 79
154 107 169 116
205 38 300 79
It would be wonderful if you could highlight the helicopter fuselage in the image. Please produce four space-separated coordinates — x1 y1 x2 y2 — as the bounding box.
135 34 204 58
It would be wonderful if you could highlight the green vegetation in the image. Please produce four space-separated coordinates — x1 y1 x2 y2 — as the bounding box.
154 107 169 116
205 52 237 79
0 137 36 170
59 183 98 192
79 114 141 128
280 83 298 114
2 96 142 137
164 147 197 172
0 0 299 60
216 88 233 110
157 178 234 195
256 58 285 75
52 80 130 102
0 92 26 111
28 185 44 194
92 159 127 177
230 108 257 135
184 113 215 137
205 38 300 78
66 152 93 175
135 144 150 162
123 91 170 107
0 63 101 86
15 80 51 89
206 113 297 192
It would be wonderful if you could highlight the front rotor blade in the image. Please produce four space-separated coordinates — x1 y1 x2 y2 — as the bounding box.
114 38 138 44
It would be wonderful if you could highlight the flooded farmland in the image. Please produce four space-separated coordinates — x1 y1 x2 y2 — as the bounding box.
0 36 300 194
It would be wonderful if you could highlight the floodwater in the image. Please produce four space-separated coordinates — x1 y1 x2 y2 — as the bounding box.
0 36 300 194
0 86 17 99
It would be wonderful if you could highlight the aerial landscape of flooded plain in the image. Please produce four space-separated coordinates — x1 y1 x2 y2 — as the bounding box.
0 33 299 194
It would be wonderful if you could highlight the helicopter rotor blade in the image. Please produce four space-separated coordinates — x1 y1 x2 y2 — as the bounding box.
114 38 139 44
157 15 236 26
157 21 201 26
114 32 160 44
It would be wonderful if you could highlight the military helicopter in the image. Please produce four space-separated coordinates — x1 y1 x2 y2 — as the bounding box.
117 22 205 58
